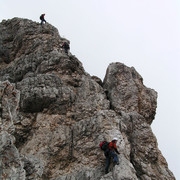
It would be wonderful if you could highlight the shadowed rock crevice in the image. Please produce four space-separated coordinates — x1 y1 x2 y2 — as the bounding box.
0 18 175 180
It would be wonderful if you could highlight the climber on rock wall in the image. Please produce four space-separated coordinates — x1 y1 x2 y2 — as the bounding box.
105 137 120 174
61 41 70 55
40 13 46 25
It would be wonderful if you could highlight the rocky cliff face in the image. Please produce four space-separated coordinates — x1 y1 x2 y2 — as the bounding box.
0 18 175 180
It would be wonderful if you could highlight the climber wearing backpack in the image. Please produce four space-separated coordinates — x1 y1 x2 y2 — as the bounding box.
61 41 70 55
40 14 46 25
105 138 120 174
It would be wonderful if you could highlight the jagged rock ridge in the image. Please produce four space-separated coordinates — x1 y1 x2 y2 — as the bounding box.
0 18 175 180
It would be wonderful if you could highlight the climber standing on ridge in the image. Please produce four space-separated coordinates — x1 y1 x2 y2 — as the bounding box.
105 138 120 174
40 13 46 25
61 41 70 55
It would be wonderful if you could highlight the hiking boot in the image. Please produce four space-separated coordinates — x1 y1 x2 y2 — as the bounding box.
114 161 119 166
105 169 108 174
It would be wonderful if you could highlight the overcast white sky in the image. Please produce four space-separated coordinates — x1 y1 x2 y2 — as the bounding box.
1 0 180 179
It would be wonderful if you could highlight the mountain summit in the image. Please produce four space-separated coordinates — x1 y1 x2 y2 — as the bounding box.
0 18 175 180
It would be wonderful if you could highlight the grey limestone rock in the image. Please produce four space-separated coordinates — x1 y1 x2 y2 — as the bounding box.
0 18 175 180
103 62 157 124
0 131 25 180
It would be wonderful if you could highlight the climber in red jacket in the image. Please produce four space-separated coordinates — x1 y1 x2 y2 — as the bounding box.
105 138 120 174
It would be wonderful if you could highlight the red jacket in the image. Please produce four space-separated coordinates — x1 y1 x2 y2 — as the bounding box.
108 141 120 154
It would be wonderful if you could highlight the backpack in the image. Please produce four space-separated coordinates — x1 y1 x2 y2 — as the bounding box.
99 141 109 151
64 42 70 49
40 15 43 20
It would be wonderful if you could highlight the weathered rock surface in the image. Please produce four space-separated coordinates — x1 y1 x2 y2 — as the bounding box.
103 63 157 124
0 18 175 180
